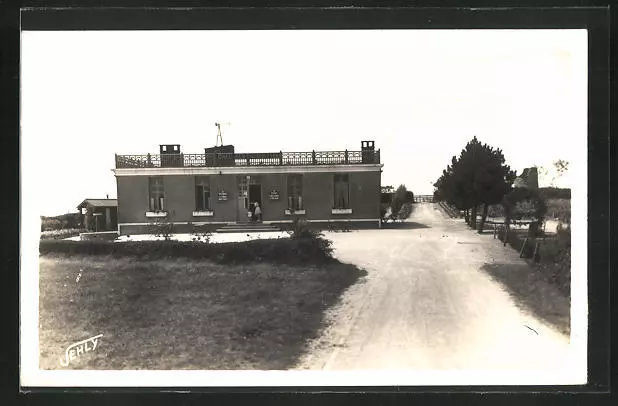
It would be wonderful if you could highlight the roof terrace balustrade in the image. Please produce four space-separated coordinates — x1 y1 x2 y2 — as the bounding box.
115 150 380 169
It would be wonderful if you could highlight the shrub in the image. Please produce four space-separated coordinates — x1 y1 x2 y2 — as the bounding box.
287 218 315 239
190 223 217 243
539 187 571 200
397 203 413 220
497 223 571 296
501 188 547 234
390 185 409 220
327 222 351 232
497 227 535 259
41 218 64 231
39 238 335 265
41 213 83 231
40 228 86 240
149 220 174 241
546 198 571 223
486 204 504 218
380 203 389 222
536 225 571 296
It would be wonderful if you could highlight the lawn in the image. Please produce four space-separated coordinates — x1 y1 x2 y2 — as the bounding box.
39 254 364 370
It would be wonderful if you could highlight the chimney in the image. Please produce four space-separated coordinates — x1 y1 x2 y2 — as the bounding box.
361 140 375 151
361 140 376 163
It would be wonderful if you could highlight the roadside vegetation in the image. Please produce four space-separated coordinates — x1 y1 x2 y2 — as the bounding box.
40 228 86 240
41 212 82 231
433 137 571 324
41 212 85 240
39 224 365 370
380 184 415 223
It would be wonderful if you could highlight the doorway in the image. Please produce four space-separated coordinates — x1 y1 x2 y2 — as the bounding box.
249 184 262 220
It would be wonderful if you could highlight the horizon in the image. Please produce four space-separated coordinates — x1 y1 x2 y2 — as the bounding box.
21 29 586 217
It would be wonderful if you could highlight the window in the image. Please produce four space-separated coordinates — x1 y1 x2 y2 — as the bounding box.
195 176 211 211
149 177 165 211
333 174 350 209
287 174 303 210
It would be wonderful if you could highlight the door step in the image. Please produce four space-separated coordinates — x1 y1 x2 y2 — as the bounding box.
216 223 281 233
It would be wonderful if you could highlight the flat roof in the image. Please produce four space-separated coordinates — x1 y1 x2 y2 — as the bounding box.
77 199 118 209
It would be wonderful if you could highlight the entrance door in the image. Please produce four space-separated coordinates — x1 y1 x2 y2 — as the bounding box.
249 184 262 221
249 184 262 209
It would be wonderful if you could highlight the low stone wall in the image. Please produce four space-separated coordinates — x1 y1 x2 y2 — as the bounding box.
80 231 119 241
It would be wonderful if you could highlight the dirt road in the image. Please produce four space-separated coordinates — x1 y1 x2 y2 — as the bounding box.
296 203 571 372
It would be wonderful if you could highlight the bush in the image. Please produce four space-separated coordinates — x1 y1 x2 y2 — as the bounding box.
497 223 571 296
397 203 413 220
39 237 336 265
40 228 86 240
380 203 389 222
390 185 409 220
497 227 535 259
41 213 83 231
536 225 571 296
486 204 504 218
41 218 64 231
190 223 218 243
546 198 571 223
149 220 174 240
539 187 571 200
327 222 352 232
287 218 317 240
502 187 547 222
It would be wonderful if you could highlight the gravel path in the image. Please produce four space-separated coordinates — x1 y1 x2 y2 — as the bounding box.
296 203 571 372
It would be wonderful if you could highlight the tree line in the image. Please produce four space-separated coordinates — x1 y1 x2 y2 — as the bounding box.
433 136 519 232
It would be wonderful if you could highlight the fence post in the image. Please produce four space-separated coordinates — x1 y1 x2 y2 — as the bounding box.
519 237 528 258
345 149 348 164
279 151 283 165
312 150 316 164
533 241 540 262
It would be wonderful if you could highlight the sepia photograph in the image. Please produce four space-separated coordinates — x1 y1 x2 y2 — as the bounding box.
20 28 588 387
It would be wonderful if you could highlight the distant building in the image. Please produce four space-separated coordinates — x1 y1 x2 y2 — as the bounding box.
77 198 118 232
113 141 383 234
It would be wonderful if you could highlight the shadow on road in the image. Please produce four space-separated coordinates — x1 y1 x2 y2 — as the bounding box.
481 263 571 337
381 222 430 230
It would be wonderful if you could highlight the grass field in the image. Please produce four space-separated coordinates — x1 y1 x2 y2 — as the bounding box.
39 254 365 370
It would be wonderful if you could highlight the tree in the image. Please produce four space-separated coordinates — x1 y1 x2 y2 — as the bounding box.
390 184 409 221
502 187 547 238
537 159 569 187
552 159 569 187
405 190 415 203
434 136 516 232
472 143 517 233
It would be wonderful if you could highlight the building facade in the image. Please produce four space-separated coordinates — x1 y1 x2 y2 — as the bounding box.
113 141 383 235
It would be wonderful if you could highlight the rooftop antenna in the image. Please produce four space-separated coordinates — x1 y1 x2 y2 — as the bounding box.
214 122 231 147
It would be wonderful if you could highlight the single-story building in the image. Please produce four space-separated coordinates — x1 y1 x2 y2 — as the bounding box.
77 198 118 232
113 141 383 235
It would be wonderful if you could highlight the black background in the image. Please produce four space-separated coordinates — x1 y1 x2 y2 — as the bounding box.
1 1 613 405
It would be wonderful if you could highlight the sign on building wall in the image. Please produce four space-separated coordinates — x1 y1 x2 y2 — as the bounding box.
269 190 280 200
218 191 228 201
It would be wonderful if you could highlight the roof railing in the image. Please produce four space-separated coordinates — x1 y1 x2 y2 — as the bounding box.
115 150 380 168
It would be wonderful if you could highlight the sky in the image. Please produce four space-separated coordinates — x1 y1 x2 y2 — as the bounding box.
21 29 587 216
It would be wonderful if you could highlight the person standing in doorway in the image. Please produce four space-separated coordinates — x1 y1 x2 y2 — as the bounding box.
254 202 262 222
248 201 255 222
